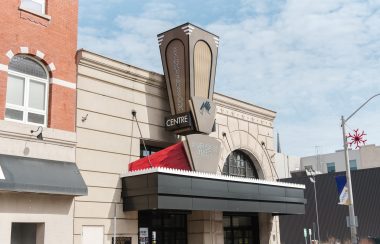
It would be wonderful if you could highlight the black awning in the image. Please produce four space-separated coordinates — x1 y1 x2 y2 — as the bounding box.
0 154 87 196
121 168 306 214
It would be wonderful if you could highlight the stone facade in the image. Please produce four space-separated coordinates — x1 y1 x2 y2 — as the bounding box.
75 50 280 244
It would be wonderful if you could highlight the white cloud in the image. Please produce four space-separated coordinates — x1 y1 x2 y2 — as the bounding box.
78 0 380 156
78 2 178 71
206 1 380 155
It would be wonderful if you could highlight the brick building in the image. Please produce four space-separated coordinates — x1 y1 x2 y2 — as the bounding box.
0 0 77 130
0 1 86 243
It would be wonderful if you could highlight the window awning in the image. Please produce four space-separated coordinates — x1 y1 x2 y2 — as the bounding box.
129 142 191 171
0 154 87 196
121 168 306 215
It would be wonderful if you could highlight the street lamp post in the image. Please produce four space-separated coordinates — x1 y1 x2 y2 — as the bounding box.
341 93 380 244
307 169 321 243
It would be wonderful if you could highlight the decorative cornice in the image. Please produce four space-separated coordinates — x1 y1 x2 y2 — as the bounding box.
36 50 45 59
76 50 165 88
0 121 76 148
6 50 14 60
182 24 195 35
121 167 305 189
48 62 56 71
157 34 165 46
213 37 220 48
214 93 276 123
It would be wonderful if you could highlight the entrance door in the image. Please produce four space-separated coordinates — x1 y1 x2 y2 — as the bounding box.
139 211 187 244
223 215 260 244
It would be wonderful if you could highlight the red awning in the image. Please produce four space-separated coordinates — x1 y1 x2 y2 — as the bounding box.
128 142 191 171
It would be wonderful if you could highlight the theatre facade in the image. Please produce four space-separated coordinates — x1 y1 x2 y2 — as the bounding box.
75 23 305 244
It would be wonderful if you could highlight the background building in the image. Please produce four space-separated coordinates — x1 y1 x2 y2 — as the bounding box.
280 167 380 244
0 1 86 244
273 144 380 179
301 144 380 174
274 153 301 179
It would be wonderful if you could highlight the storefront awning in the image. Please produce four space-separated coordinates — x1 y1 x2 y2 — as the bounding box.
0 154 87 196
121 168 306 215
129 142 191 171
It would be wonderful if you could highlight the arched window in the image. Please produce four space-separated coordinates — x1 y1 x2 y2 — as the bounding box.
5 55 49 126
223 150 259 178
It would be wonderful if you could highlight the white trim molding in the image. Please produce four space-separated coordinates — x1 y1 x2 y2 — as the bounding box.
121 167 305 189
48 62 56 71
20 47 29 53
36 50 45 59
157 34 165 46
50 78 76 89
0 64 8 72
6 50 14 60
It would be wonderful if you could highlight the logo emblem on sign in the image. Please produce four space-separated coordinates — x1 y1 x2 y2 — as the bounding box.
200 101 211 115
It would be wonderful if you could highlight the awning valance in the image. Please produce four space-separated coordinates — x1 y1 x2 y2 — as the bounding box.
121 168 306 215
0 154 87 196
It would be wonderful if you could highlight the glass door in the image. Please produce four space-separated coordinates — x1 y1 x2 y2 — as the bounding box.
139 211 187 244
223 215 260 244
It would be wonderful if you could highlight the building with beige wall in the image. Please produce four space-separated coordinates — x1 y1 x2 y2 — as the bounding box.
301 144 380 174
75 47 305 244
274 153 301 179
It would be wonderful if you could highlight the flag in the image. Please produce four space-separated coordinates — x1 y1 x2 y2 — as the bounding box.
335 175 350 205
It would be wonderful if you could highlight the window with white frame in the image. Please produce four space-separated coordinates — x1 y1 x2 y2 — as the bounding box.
5 55 49 126
20 0 46 15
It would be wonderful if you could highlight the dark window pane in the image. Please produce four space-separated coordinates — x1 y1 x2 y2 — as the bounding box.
139 211 187 244
9 56 47 79
223 216 231 227
223 150 258 178
163 214 176 227
5 108 23 121
11 223 43 244
28 113 44 124
140 144 164 158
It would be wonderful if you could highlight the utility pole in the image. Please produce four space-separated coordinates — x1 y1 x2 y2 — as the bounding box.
341 115 358 244
307 169 321 243
340 93 380 243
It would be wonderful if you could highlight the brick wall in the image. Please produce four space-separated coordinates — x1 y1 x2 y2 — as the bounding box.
0 0 78 131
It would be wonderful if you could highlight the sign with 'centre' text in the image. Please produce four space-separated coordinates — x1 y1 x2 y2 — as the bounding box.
165 112 192 131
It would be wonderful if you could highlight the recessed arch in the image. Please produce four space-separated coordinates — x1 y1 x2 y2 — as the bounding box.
222 149 259 178
218 130 275 180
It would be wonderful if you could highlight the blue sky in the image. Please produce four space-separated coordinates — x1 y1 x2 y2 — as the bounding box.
78 0 380 157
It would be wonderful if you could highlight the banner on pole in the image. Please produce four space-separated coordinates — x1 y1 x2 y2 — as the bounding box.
335 175 350 205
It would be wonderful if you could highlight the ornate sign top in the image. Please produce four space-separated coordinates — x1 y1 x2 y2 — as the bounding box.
158 23 219 135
